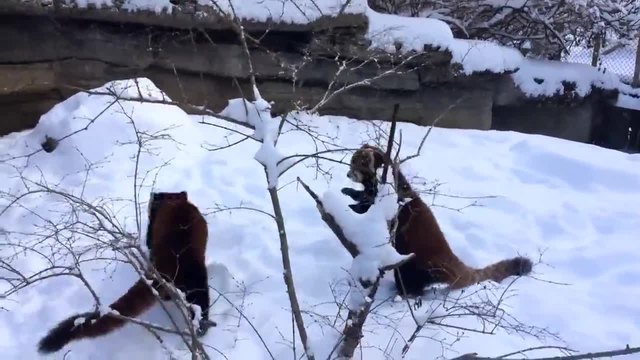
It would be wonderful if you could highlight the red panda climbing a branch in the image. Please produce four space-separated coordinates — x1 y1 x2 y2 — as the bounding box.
37 191 215 353
342 145 532 297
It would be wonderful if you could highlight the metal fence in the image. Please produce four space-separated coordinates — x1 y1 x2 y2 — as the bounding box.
562 38 639 86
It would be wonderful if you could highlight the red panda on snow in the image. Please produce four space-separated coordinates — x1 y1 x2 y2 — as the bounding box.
342 145 533 297
38 191 215 353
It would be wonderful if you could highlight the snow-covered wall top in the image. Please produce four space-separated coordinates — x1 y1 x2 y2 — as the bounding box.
11 0 522 75
513 58 640 100
365 9 523 75
14 0 368 23
9 0 640 103
364 7 639 99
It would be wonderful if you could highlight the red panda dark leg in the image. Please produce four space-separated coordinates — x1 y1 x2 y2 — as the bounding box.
177 257 215 335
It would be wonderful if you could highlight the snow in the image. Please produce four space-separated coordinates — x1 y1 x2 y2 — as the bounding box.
242 87 285 188
47 0 368 24
365 8 523 74
195 0 367 24
33 0 640 101
362 6 636 98
321 182 410 310
220 91 285 188
616 93 640 111
2 79 640 359
365 10 454 53
41 0 524 74
448 38 523 74
512 57 640 102
511 58 623 98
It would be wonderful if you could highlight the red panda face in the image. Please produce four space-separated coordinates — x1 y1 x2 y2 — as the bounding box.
147 192 188 218
347 147 380 183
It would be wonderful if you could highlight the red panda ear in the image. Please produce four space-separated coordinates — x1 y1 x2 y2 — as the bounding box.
178 191 188 201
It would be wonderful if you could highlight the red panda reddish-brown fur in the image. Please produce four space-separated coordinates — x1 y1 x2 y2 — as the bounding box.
345 145 533 296
37 192 214 354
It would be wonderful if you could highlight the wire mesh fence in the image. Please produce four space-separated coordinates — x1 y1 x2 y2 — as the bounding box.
562 38 639 86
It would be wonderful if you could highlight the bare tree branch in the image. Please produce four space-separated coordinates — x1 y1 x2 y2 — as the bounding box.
450 344 640 360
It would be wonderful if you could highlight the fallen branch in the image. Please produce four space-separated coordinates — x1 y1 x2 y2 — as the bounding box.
450 344 640 360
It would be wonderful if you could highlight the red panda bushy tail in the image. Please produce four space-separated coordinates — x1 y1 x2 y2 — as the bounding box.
37 278 156 353
449 256 533 290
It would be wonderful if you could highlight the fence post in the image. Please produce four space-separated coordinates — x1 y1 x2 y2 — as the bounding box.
633 37 640 87
591 33 602 67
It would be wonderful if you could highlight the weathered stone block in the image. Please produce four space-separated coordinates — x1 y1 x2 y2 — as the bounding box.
492 101 593 143
258 80 494 130
0 91 63 136
0 63 55 95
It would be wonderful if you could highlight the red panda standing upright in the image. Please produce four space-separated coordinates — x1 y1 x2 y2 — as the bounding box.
37 191 215 353
342 145 533 297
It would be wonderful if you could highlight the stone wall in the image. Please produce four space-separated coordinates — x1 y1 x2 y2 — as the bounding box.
0 3 630 151
492 79 616 144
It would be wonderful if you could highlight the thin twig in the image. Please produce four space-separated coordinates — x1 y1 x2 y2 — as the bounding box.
380 103 400 184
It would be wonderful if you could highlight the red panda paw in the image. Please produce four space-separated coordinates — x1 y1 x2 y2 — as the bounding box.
196 319 217 337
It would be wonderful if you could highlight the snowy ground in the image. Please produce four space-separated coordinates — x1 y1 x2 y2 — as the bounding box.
1 79 640 360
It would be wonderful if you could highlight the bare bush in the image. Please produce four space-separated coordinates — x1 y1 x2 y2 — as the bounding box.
369 0 640 59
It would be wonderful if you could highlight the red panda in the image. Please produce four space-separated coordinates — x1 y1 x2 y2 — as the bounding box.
343 145 532 296
37 191 215 353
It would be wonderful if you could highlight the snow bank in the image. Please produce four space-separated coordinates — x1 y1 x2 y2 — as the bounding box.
2 79 640 359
